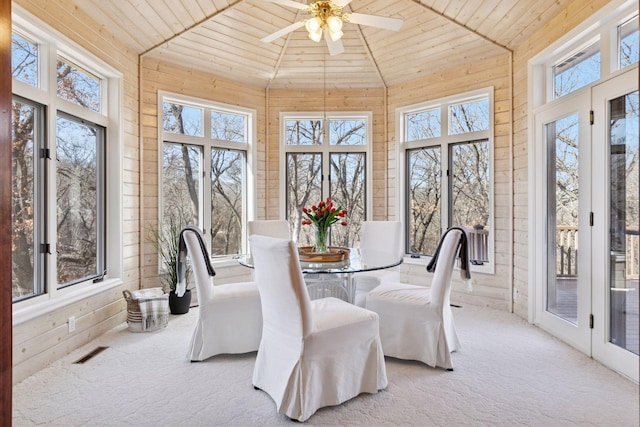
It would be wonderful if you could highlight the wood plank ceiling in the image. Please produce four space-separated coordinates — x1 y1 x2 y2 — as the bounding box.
75 0 574 89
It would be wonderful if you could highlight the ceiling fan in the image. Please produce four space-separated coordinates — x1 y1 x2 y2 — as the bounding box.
260 0 403 56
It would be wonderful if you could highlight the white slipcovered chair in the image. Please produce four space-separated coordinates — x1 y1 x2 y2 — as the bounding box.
249 234 388 422
365 227 469 370
353 221 403 307
179 226 262 361
248 220 290 239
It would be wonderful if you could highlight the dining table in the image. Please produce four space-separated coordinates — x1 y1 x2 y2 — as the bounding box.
236 246 403 304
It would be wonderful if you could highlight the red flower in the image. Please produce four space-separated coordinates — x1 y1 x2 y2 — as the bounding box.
301 198 348 230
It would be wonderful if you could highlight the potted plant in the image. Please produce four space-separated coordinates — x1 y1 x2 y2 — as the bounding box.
149 215 193 314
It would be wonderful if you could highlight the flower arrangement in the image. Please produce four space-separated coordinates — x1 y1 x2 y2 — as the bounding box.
301 198 348 253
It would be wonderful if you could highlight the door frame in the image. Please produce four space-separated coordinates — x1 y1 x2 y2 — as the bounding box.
531 88 593 355
591 66 639 382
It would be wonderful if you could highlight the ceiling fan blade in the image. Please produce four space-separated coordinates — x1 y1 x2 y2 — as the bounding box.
260 21 305 43
332 0 354 6
263 0 309 10
345 12 403 31
324 28 344 56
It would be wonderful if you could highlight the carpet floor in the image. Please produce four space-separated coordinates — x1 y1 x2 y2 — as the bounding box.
12 304 639 426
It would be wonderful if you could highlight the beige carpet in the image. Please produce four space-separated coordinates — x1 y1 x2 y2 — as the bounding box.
12 304 639 426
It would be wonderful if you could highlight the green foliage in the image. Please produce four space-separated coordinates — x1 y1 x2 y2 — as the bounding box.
149 215 192 293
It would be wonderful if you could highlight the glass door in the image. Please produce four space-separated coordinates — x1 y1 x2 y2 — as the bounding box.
534 89 592 354
592 67 639 382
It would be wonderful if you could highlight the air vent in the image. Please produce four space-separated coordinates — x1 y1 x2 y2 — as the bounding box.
73 346 109 364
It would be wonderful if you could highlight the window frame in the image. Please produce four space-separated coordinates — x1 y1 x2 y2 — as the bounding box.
533 1 639 106
158 91 256 258
278 111 373 244
11 7 123 315
398 87 495 275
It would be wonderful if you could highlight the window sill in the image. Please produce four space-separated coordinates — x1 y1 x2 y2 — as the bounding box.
12 277 124 326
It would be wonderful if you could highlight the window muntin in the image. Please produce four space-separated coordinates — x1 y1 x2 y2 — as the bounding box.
56 114 105 287
11 32 38 87
553 41 601 99
211 111 246 142
160 95 253 257
402 91 492 266
619 15 639 70
406 109 441 141
449 99 490 134
210 148 246 255
12 98 40 300
57 57 101 113
285 119 323 145
162 102 204 137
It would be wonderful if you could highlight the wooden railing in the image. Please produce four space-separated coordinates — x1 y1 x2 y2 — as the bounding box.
464 226 489 264
556 226 639 279
556 226 578 277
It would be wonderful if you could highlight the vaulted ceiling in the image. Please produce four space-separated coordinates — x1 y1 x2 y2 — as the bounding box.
76 0 574 89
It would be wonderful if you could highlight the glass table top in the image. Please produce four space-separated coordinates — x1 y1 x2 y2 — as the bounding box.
235 247 402 274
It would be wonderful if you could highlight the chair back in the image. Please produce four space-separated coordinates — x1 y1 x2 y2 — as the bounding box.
182 227 215 302
359 221 403 265
429 228 463 309
248 220 291 239
249 235 312 339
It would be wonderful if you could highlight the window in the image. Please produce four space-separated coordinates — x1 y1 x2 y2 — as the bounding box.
618 14 639 70
553 41 601 99
55 113 105 287
282 114 371 247
400 89 493 269
57 57 101 112
11 97 41 299
160 94 254 256
540 7 638 104
11 15 120 304
11 31 38 87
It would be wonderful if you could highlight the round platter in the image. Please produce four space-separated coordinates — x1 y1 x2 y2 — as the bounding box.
297 246 350 263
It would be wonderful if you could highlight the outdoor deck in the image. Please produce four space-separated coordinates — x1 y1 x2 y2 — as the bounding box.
550 278 639 355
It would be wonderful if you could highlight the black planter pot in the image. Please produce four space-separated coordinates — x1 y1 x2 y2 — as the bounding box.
169 289 191 314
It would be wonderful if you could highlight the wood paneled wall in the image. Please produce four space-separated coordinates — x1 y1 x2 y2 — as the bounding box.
11 0 140 384
388 54 513 311
510 0 612 318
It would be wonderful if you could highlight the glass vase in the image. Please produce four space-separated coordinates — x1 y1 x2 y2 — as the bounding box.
314 226 330 253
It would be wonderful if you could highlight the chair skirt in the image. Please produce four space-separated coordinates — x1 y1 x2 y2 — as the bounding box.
366 282 460 370
188 281 262 361
252 297 387 422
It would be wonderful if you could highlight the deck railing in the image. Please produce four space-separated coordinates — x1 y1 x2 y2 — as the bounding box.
556 226 639 279
464 226 489 264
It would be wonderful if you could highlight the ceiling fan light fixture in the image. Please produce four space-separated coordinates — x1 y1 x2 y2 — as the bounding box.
329 28 343 42
305 16 322 34
308 29 323 42
327 15 343 33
